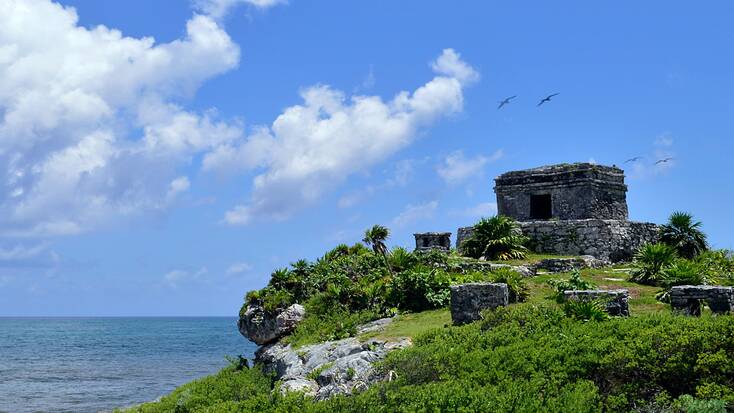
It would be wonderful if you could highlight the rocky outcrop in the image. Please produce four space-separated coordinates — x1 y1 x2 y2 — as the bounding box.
450 283 509 325
238 303 306 345
255 318 411 400
533 255 607 273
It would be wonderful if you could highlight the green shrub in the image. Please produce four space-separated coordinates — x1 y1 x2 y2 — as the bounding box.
563 299 609 322
629 242 678 286
660 211 708 259
662 259 709 288
387 247 418 272
547 270 596 302
460 215 529 260
490 267 529 303
386 267 451 312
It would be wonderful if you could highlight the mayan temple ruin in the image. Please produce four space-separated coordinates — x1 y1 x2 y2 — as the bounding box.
457 162 660 262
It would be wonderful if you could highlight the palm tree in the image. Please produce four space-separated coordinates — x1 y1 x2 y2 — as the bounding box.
363 224 390 258
659 212 708 259
461 215 529 260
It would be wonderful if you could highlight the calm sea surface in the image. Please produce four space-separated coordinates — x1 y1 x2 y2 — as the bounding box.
0 317 256 413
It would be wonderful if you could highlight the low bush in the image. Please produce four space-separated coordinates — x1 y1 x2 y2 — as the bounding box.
547 270 596 302
563 299 609 322
460 215 529 260
129 304 734 413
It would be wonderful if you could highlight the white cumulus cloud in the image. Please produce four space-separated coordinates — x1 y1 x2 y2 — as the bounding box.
211 49 478 225
0 0 242 237
226 262 252 275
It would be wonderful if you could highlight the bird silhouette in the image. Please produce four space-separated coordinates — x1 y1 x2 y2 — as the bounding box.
625 156 643 163
497 95 517 109
655 157 674 165
537 93 559 106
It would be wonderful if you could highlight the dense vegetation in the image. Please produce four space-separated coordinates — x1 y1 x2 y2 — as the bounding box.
242 222 530 346
127 305 734 413
125 212 734 412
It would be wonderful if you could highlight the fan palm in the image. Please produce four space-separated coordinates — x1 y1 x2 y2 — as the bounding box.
363 225 392 273
461 215 528 260
629 243 678 286
659 212 708 259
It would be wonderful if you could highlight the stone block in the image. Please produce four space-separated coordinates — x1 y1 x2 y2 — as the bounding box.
563 289 630 316
450 283 508 325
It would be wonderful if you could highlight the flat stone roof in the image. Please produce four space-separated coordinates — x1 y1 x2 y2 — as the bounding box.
495 162 625 188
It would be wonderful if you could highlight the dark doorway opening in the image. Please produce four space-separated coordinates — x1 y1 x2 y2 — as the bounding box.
530 194 552 219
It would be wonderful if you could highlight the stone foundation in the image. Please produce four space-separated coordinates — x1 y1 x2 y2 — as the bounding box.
669 285 734 316
563 289 630 316
458 219 659 262
533 256 607 273
414 232 451 252
450 283 508 325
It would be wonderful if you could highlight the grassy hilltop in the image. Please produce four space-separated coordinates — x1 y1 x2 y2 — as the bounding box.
125 214 734 413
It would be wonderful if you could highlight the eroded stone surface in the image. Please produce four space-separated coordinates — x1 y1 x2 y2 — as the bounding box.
414 232 451 252
563 289 630 316
255 317 411 400
670 285 734 316
238 303 306 346
533 255 608 273
450 283 508 325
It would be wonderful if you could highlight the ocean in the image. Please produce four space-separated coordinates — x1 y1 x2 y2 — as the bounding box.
0 317 257 413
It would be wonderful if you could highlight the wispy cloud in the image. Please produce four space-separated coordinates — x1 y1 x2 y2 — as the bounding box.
337 159 423 208
436 149 503 185
226 262 252 275
392 201 438 228
627 133 677 179
164 267 209 285
193 0 286 19
456 202 497 218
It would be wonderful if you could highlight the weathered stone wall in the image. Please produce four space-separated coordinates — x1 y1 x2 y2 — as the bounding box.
457 219 660 262
670 285 734 316
450 283 508 325
414 232 451 252
494 163 628 221
520 219 659 262
563 289 630 316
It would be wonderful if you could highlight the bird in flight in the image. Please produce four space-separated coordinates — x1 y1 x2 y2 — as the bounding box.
537 93 559 107
497 95 517 109
625 156 643 163
655 157 674 165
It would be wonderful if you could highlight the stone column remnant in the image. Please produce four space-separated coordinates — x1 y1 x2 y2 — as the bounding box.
449 282 509 325
414 232 451 252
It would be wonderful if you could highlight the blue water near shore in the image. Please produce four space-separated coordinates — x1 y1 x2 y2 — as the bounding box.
0 317 257 413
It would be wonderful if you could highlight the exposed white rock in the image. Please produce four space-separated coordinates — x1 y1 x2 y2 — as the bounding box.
238 303 306 345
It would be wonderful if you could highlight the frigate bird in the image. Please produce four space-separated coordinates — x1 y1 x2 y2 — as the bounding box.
625 156 643 163
537 93 559 106
655 157 674 165
497 95 517 109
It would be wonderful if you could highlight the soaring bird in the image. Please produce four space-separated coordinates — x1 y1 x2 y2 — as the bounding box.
625 156 643 163
497 95 517 109
537 93 559 106
655 157 674 165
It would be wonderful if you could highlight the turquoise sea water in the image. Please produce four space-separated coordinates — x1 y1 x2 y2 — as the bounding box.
0 317 256 413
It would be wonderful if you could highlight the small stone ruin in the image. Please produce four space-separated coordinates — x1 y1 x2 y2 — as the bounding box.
450 283 508 325
457 163 660 262
414 232 451 252
563 289 630 316
533 256 607 273
669 285 734 316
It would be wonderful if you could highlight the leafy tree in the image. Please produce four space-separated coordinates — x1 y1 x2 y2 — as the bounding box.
461 215 529 260
629 243 678 286
660 211 708 259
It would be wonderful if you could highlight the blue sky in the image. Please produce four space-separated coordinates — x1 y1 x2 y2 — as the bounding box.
0 0 732 316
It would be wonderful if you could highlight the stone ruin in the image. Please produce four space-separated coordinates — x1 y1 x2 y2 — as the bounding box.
458 163 660 262
669 285 734 316
450 283 508 325
414 232 451 252
563 289 630 316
